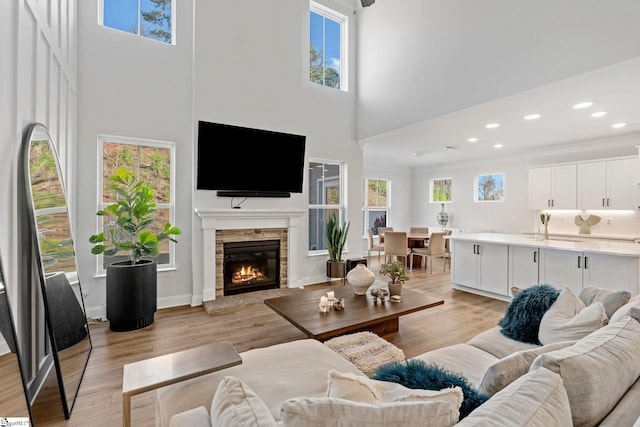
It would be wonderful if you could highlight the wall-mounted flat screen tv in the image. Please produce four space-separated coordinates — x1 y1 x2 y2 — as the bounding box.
197 121 306 197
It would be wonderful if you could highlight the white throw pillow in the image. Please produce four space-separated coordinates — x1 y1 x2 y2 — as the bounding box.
169 406 212 427
530 316 640 427
610 294 640 323
538 286 608 345
280 370 463 426
326 369 463 410
578 286 631 318
210 376 276 427
326 370 387 404
457 368 572 427
477 340 575 396
280 397 459 427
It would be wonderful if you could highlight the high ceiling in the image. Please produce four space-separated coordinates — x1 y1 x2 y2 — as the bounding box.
356 0 640 168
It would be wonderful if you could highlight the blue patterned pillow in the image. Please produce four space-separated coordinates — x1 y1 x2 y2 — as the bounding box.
372 359 488 419
499 284 559 344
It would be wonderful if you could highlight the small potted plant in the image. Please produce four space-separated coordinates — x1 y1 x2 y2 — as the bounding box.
380 260 409 297
89 168 181 331
325 213 350 279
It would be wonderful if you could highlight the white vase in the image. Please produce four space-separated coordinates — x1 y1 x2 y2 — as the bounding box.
346 264 375 295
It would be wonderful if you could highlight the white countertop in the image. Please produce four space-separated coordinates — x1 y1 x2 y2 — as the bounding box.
520 231 639 242
450 233 640 257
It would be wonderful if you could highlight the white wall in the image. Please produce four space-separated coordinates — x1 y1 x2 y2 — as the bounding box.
76 0 363 311
191 0 362 293
76 0 195 315
362 134 640 259
1 0 77 393
410 135 640 237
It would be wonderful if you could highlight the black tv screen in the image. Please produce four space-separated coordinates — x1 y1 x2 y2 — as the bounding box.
197 121 306 196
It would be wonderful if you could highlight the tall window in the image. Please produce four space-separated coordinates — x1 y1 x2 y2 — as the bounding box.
308 160 345 252
363 178 389 236
101 0 175 44
309 2 347 91
96 135 176 274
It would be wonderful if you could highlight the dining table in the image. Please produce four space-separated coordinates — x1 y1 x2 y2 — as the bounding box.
379 232 429 248
407 233 430 248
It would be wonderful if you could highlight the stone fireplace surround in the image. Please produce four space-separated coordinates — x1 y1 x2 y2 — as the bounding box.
195 209 305 303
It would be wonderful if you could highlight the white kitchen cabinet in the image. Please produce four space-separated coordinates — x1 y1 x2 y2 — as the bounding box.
539 248 583 295
528 164 577 209
578 158 640 210
509 246 540 293
539 248 639 296
452 240 509 296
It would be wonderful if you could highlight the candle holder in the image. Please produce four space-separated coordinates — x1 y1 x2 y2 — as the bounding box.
334 298 345 310
319 303 330 313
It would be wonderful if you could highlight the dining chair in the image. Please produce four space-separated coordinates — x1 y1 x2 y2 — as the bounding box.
409 227 429 235
383 231 412 268
410 231 447 273
409 227 429 248
443 230 453 271
377 226 394 245
366 229 384 261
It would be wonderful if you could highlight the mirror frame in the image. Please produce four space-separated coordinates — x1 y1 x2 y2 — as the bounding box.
21 122 92 419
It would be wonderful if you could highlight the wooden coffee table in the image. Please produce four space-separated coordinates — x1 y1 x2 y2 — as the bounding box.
264 284 444 341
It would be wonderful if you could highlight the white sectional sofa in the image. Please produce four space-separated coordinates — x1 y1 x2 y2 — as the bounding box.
156 290 640 427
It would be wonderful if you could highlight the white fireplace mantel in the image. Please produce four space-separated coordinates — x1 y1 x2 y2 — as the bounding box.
194 208 306 304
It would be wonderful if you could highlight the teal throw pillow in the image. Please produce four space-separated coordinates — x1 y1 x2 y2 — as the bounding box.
498 284 559 344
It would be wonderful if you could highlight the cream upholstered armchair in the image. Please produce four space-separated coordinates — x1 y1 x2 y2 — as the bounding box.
383 231 412 268
366 229 384 261
410 231 447 273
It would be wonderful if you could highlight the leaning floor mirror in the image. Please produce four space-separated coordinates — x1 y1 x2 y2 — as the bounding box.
0 251 33 422
22 123 92 419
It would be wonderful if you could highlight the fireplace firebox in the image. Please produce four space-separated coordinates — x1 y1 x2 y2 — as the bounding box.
223 240 280 295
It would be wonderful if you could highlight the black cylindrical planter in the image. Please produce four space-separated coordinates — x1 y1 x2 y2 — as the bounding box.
106 259 157 332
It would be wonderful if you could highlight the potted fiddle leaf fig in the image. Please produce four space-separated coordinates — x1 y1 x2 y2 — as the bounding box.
325 213 350 279
89 168 181 331
380 260 409 297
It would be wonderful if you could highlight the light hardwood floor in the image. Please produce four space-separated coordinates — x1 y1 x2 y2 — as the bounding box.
31 257 507 426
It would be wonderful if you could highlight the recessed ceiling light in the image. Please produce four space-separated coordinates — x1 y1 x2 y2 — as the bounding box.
412 150 430 157
467 137 478 143
612 122 627 129
524 114 541 120
591 111 607 118
485 123 500 129
442 146 458 150
494 144 503 148
573 101 593 109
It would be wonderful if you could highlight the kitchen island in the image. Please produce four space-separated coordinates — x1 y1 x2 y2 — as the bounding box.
449 233 640 301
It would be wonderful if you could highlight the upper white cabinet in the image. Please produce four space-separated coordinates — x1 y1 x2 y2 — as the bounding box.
578 158 640 210
528 164 577 209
